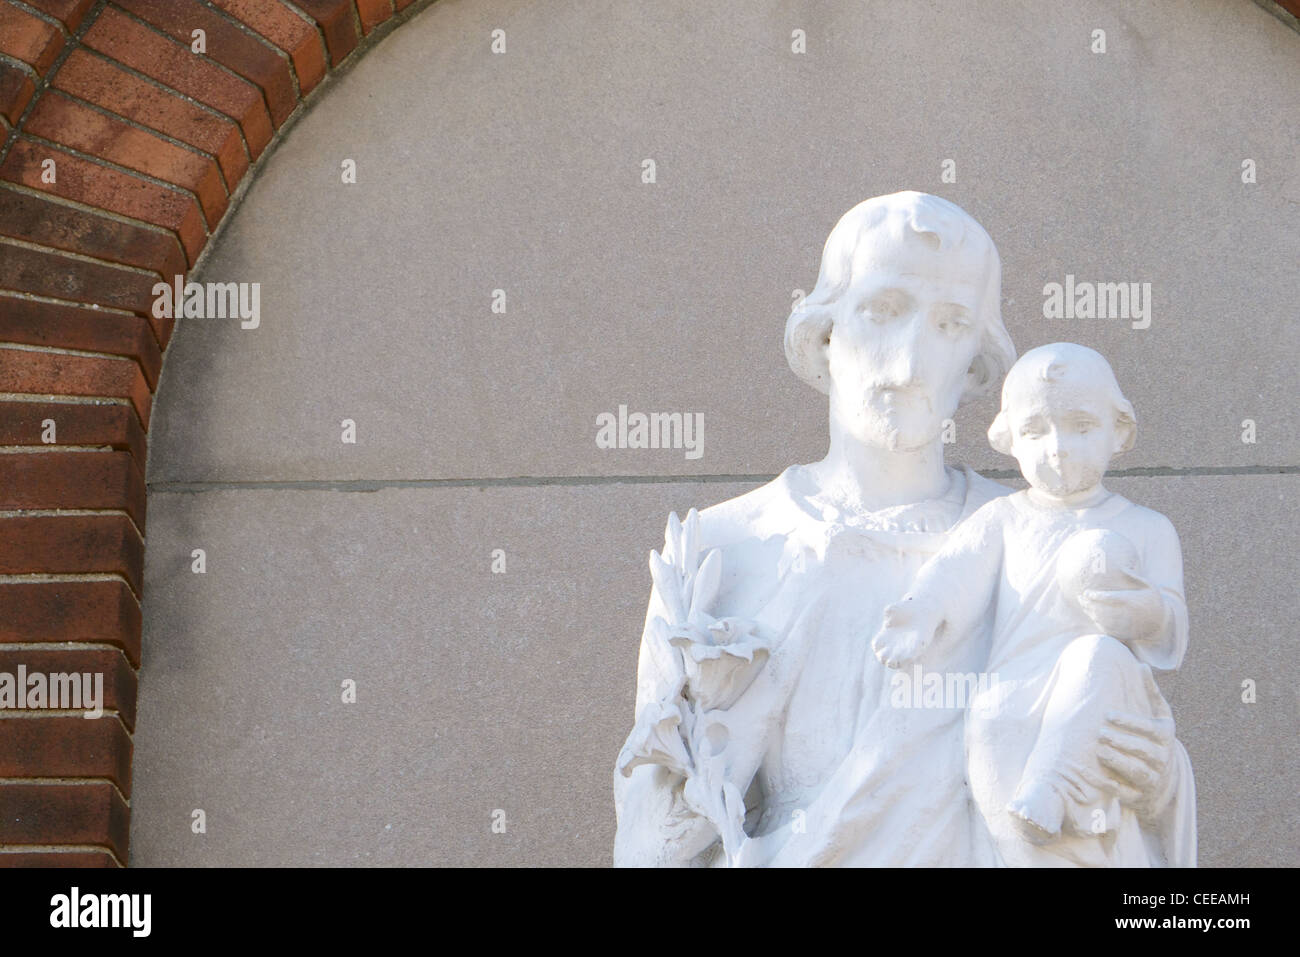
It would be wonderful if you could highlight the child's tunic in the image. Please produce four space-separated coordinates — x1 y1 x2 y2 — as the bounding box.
921 489 1193 866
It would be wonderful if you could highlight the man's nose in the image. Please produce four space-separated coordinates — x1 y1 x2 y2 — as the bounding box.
878 314 928 384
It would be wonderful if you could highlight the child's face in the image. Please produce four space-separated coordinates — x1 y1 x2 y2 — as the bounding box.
1005 377 1118 499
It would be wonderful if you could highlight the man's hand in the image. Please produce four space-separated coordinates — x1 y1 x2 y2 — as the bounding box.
615 764 719 867
1097 710 1175 819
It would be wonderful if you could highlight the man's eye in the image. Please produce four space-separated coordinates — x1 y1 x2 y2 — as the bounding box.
861 299 895 321
859 293 908 322
933 308 970 336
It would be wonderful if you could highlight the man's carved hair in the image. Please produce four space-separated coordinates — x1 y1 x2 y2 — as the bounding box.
784 191 1016 403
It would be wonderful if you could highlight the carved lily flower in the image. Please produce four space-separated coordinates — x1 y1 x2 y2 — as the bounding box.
616 698 693 779
648 510 772 713
671 618 769 712
627 507 773 865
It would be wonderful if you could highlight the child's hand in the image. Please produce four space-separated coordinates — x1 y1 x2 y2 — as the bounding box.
1057 529 1165 642
872 601 935 669
1077 583 1166 643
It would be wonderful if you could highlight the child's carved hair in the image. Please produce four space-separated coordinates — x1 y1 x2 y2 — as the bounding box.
987 342 1137 455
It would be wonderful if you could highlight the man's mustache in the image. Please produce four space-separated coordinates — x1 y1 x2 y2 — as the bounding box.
864 381 933 410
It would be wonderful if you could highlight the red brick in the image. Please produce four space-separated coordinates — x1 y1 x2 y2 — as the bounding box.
115 0 298 127
0 782 130 861
24 0 97 32
394 0 417 10
26 92 229 227
1 138 208 265
83 7 273 158
0 2 64 75
0 347 151 429
0 61 36 125
210 0 327 94
0 849 120 867
0 649 136 730
0 514 143 594
0 400 147 466
0 184 187 287
0 237 162 316
0 451 146 531
356 0 394 34
0 296 163 387
0 717 134 796
291 0 359 65
0 579 141 666
54 50 249 191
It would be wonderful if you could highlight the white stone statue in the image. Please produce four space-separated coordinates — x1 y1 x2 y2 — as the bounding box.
872 342 1195 866
613 192 1196 867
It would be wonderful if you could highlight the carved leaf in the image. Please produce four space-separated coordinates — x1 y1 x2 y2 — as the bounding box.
646 616 684 688
682 508 700 578
666 511 684 567
682 769 748 864
689 547 722 622
649 549 686 624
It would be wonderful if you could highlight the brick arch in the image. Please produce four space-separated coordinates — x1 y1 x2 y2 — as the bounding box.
0 0 431 867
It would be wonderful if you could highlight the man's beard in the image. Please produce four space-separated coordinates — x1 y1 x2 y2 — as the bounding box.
859 390 939 451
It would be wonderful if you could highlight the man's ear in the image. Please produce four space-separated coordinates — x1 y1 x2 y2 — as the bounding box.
964 353 994 399
784 309 834 395
1114 416 1137 454
987 411 1013 455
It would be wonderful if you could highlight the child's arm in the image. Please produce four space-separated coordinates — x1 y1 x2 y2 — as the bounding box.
1126 511 1189 671
872 500 1006 669
1075 510 1188 671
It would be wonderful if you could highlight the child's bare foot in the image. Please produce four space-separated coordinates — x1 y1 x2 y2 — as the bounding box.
1007 779 1065 845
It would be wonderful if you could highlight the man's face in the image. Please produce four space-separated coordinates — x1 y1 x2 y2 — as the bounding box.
825 241 986 452
1005 377 1118 498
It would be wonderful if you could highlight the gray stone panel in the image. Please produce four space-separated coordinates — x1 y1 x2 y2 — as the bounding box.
146 0 1300 483
131 473 1298 866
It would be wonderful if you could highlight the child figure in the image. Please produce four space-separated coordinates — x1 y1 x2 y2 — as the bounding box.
871 342 1189 866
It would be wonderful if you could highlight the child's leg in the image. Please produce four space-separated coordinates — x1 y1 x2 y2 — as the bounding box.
1007 633 1169 843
